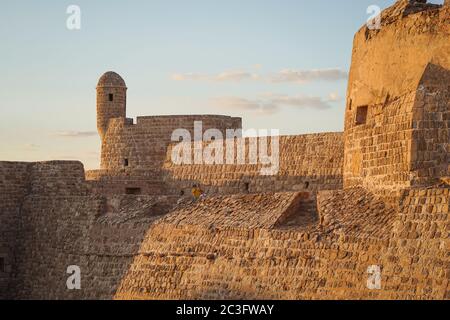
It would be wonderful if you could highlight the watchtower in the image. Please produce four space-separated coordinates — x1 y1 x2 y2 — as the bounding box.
96 71 127 141
343 1 449 199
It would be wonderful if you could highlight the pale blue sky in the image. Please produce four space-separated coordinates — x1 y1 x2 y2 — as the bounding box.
0 0 444 169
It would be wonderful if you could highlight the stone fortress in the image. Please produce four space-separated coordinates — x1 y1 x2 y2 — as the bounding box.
0 0 449 299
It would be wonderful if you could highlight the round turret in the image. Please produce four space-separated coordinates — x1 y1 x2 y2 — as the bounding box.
96 71 127 140
97 71 127 88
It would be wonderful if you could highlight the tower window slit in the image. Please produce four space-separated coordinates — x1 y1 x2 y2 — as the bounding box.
355 105 368 125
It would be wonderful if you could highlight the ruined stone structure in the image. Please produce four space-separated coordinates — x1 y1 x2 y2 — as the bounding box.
344 0 450 204
0 1 448 300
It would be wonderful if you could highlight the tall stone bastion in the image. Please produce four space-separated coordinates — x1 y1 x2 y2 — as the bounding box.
0 0 448 300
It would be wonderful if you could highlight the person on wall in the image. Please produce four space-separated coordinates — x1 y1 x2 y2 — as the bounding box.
191 184 204 200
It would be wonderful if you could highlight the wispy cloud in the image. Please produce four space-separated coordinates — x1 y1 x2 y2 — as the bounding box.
172 70 257 82
172 68 347 84
267 69 348 84
211 92 340 115
24 143 40 149
55 131 97 138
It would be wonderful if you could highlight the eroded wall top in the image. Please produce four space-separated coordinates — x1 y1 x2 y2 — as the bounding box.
346 0 449 113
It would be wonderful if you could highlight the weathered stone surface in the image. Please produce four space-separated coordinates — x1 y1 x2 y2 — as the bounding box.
0 1 448 300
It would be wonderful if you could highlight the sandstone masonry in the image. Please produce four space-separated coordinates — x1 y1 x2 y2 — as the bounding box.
0 0 448 300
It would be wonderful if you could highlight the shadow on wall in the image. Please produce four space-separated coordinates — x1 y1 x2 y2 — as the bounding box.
411 63 450 186
110 187 403 300
11 193 175 299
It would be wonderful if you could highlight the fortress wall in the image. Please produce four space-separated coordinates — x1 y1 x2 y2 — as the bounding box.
385 187 450 299
4 167 449 300
0 162 30 299
343 80 449 199
346 3 449 110
0 161 90 298
4 3 449 301
163 133 344 196
344 91 416 202
12 194 180 299
11 193 174 299
111 188 393 300
28 161 87 196
113 188 449 300
86 169 168 195
87 133 344 196
12 196 103 299
115 224 389 300
100 115 242 170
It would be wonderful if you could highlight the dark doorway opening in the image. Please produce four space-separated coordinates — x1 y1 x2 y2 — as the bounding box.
355 105 368 125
